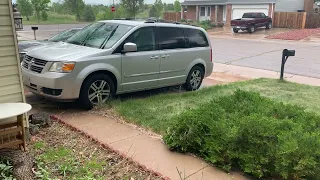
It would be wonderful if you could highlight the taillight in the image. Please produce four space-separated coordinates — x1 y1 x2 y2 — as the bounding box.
210 48 212 62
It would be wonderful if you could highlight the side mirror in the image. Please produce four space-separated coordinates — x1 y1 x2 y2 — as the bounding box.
123 42 137 53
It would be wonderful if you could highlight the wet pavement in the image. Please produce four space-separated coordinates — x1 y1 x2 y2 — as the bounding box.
211 36 320 78
207 27 292 41
18 24 88 40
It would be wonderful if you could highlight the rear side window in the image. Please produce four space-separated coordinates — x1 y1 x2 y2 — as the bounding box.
157 27 186 50
185 28 209 48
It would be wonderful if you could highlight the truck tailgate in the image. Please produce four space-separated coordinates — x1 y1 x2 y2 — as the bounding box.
231 18 254 26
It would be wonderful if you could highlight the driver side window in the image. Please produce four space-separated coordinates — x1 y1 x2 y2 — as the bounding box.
124 27 156 52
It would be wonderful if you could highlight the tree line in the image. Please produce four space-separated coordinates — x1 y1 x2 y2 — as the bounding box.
16 0 181 22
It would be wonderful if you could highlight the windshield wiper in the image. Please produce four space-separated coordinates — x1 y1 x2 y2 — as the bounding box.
101 25 119 49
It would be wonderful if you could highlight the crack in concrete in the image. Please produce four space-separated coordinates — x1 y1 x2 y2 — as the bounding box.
109 134 141 144
224 49 284 65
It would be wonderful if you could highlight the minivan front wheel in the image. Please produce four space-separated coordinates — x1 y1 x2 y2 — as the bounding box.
79 74 115 109
185 66 204 91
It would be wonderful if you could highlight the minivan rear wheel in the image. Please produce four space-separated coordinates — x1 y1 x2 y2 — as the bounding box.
184 66 204 91
79 73 115 110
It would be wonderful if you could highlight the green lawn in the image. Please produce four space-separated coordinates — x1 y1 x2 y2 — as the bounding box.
23 12 88 25
110 78 320 134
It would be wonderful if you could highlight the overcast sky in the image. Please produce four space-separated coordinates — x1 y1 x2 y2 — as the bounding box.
12 0 181 5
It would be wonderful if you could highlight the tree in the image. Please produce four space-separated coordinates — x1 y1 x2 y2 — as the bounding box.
16 0 33 20
174 0 181 12
149 5 157 18
41 10 48 20
121 0 144 18
31 0 50 22
83 5 96 21
164 3 174 11
64 0 85 21
154 0 163 17
114 4 126 18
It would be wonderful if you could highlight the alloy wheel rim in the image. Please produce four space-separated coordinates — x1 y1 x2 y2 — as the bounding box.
88 80 110 105
190 70 202 90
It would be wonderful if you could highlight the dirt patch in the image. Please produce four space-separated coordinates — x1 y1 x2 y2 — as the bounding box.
29 121 163 180
266 29 320 40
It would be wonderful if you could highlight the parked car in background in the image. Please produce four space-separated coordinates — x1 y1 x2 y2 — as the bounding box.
18 28 81 61
21 20 213 109
231 12 272 33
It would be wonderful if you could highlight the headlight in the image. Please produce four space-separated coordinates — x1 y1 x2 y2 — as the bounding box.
49 62 76 73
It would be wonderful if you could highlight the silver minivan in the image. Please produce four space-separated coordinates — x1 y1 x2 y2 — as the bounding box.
21 20 213 109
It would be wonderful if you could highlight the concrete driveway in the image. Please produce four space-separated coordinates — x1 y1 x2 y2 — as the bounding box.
207 27 292 41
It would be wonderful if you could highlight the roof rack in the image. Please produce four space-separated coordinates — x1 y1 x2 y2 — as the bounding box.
113 18 135 20
144 18 181 25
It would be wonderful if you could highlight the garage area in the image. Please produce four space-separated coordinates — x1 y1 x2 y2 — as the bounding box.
232 4 270 19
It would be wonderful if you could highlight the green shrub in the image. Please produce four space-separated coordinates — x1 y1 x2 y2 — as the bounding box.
164 90 320 179
0 157 14 179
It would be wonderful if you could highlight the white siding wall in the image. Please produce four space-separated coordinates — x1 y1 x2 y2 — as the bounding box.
275 0 304 12
0 0 25 104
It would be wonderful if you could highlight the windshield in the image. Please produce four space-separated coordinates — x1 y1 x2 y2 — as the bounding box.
49 29 80 42
66 22 133 49
242 13 258 18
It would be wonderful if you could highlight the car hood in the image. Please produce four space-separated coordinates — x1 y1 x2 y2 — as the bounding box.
26 42 106 62
18 40 50 52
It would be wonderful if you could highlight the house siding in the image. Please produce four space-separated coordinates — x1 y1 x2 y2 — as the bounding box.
0 0 25 104
275 0 304 12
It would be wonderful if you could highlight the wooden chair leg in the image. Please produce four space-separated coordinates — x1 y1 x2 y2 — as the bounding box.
17 115 26 151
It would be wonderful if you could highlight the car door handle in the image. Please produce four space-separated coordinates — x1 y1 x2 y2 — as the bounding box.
161 55 170 58
150 56 159 59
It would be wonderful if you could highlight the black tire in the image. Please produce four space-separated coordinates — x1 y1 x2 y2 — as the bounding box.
184 66 204 91
266 21 272 29
248 25 255 34
79 73 115 110
233 28 239 33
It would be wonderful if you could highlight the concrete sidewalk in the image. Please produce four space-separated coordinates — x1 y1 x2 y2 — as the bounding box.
213 63 320 86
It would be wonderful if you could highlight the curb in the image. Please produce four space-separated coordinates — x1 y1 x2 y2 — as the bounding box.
50 115 171 180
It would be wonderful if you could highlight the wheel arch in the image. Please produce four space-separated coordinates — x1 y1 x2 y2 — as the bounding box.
76 63 121 96
186 59 206 79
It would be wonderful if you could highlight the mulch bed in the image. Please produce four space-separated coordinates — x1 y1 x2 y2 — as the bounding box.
266 28 320 40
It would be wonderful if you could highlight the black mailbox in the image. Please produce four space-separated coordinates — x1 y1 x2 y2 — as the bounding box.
31 26 38 40
280 49 296 80
283 49 295 57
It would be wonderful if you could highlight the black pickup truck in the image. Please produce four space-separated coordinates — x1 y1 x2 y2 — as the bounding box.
231 12 272 33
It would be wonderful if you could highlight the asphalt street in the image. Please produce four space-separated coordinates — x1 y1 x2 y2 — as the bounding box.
211 38 320 78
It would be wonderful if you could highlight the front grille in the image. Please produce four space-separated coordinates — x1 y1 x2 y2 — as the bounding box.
23 55 48 73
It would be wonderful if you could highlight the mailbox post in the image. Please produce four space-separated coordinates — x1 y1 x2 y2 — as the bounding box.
280 49 295 80
31 26 38 40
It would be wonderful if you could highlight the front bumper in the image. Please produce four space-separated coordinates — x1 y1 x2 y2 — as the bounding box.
21 67 81 101
232 26 249 30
